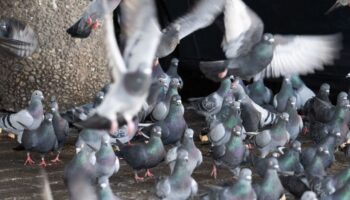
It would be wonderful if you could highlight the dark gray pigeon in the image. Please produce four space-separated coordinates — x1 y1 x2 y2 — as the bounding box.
67 0 121 38
75 129 108 153
290 75 315 109
211 125 249 179
246 78 273 107
202 168 257 200
284 96 303 142
320 180 350 200
247 113 290 158
22 113 58 167
116 126 165 182
318 167 350 197
166 128 202 174
166 58 183 89
78 0 161 134
156 149 198 200
273 77 295 112
151 78 181 121
278 140 304 174
0 18 38 58
305 147 329 182
156 0 226 58
253 157 285 200
188 77 233 120
0 90 44 144
304 83 332 123
200 0 341 81
50 96 69 163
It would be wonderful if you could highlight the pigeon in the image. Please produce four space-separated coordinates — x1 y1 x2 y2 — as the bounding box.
320 180 350 200
250 152 280 177
301 191 318 200
253 157 285 200
284 96 303 142
67 0 121 38
247 112 290 158
187 76 233 120
208 101 243 146
75 129 108 153
231 79 278 132
0 90 44 144
21 113 58 167
156 0 226 58
77 0 161 134
49 96 69 163
97 184 120 200
273 77 296 112
246 78 273 107
64 141 97 200
116 126 165 182
0 18 38 58
304 83 332 123
200 0 341 81
304 147 329 181
142 95 187 145
151 78 181 121
95 134 119 187
202 168 257 200
325 0 350 14
290 75 315 109
318 167 350 197
156 149 198 200
166 58 183 89
166 128 202 174
278 140 304 174
211 125 249 178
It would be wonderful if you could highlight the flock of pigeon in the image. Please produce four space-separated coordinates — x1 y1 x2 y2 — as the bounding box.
0 0 350 199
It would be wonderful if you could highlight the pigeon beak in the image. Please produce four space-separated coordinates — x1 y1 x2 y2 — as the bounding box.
246 175 252 180
297 147 302 152
99 96 104 99
76 147 81 154
346 104 350 109
176 100 182 105
273 164 280 170
184 156 189 161
336 132 341 137
324 150 330 155
74 113 113 130
291 102 296 106
326 89 330 93
51 108 56 112
346 73 350 78
41 95 44 100
325 1 342 14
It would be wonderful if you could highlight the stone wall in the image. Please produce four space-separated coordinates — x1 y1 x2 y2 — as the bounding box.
0 0 110 111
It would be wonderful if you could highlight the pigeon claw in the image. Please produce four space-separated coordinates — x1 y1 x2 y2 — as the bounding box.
210 164 217 179
144 169 154 178
39 158 48 167
134 173 144 183
24 153 35 166
92 20 100 30
87 17 93 26
51 154 63 163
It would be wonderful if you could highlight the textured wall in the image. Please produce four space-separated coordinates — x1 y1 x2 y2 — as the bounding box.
0 0 110 111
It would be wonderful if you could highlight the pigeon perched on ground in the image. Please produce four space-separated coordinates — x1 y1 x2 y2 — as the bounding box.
188 77 233 120
320 180 350 200
284 96 303 142
50 96 69 163
116 126 165 182
290 75 315 109
247 113 290 158
166 58 183 89
278 141 304 173
22 113 58 167
151 78 181 121
305 147 329 181
200 0 341 81
246 78 273 107
142 95 187 145
0 90 44 144
75 129 108 153
67 0 121 38
253 157 285 200
274 77 296 112
156 0 226 58
156 149 198 200
166 128 202 174
211 125 249 178
77 0 161 134
0 18 38 58
203 168 257 200
64 141 97 200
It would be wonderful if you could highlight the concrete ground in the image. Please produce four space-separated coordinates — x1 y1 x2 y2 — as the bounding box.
0 110 349 200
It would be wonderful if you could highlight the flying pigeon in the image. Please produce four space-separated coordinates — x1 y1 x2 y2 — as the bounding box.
325 0 350 14
77 0 161 134
67 0 121 38
0 18 38 58
200 0 341 81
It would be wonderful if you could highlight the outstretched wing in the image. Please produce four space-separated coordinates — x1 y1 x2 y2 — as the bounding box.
261 34 342 78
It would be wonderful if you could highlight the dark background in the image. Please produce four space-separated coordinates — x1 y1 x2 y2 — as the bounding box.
120 0 350 101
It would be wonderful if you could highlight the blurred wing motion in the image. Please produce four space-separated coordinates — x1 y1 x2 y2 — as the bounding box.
325 0 349 14
0 18 38 58
77 0 161 131
67 0 121 38
156 0 226 58
261 34 342 78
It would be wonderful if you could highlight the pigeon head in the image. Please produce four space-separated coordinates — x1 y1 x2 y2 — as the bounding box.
263 33 275 44
31 90 44 101
280 112 289 122
123 70 151 96
169 78 181 88
158 75 169 87
317 147 330 155
95 91 105 100
239 168 253 181
49 96 59 112
101 134 110 145
171 95 182 106
292 141 302 152
184 128 194 139
287 96 297 108
170 58 179 67
336 91 348 104
232 125 242 136
320 83 330 95
151 126 162 137
267 157 280 170
177 149 189 161
44 113 53 122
